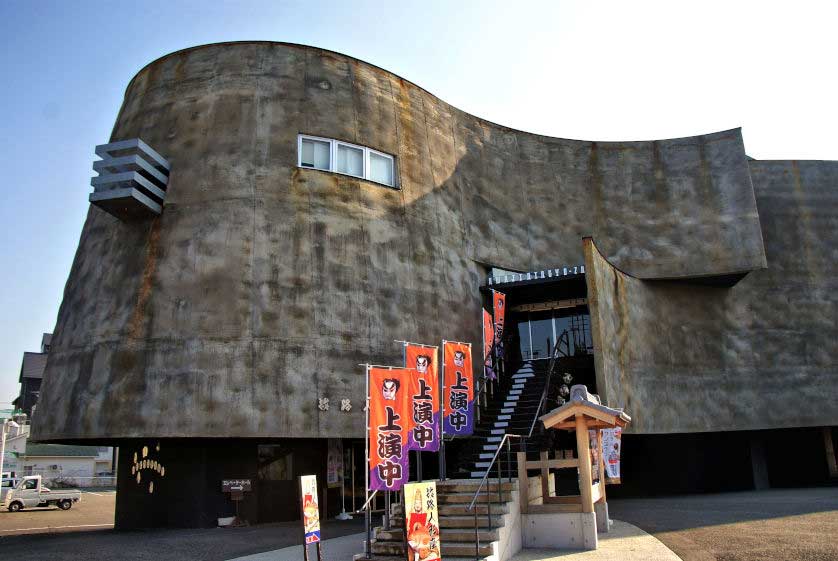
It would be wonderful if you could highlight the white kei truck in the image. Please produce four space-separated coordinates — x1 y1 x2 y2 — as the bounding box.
4 475 81 512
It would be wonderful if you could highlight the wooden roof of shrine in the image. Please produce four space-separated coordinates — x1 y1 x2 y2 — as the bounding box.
540 385 631 431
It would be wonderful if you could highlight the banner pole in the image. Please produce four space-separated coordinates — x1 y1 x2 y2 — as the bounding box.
439 340 447 481
364 364 372 560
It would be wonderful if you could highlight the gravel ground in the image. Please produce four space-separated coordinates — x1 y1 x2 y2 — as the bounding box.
0 490 115 535
609 486 838 561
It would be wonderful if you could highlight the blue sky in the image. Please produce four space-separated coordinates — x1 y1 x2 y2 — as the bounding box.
1 0 835 404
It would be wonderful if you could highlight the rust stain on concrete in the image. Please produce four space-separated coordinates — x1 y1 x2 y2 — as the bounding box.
128 219 161 340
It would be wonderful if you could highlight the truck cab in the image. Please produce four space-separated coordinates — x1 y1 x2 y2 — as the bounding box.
1 476 19 502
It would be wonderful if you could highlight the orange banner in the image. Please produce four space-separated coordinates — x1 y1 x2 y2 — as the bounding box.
443 342 474 435
483 309 495 380
369 367 411 491
405 344 440 452
493 290 506 349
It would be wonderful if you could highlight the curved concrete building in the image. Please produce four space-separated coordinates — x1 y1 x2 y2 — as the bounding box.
33 42 837 527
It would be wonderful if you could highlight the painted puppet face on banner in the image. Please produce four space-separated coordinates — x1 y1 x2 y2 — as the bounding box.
415 355 430 374
454 351 465 367
382 379 400 400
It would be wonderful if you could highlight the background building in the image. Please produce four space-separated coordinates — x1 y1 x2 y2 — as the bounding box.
11 333 51 417
31 42 838 528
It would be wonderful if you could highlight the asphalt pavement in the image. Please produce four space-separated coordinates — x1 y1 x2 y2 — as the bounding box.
609 486 838 561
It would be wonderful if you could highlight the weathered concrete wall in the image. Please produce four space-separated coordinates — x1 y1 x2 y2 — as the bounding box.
586 161 838 433
35 42 771 441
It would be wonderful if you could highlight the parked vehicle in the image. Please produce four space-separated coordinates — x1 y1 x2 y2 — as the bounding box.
1 477 20 502
4 475 81 512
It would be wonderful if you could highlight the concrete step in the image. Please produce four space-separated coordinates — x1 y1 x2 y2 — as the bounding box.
375 527 499 543
371 539 494 558
390 502 510 516
438 491 512 504
436 479 516 492
389 514 505 528
356 556 490 561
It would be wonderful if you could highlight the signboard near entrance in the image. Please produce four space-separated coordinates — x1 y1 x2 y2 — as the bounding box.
300 475 321 544
602 427 622 484
300 474 323 561
403 480 441 561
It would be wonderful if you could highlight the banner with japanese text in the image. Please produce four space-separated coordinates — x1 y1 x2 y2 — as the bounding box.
442 342 474 435
404 344 440 452
369 367 411 491
482 310 495 381
403 480 442 561
602 427 622 484
588 429 601 484
492 290 506 365
327 439 343 488
300 474 321 544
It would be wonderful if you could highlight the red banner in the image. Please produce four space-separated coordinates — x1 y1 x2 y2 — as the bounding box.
369 367 411 491
482 309 495 380
404 344 440 452
443 342 474 435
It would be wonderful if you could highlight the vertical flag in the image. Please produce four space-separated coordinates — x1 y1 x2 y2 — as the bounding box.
369 367 411 491
482 309 495 380
404 344 440 452
602 427 622 484
492 290 506 364
443 342 474 435
300 475 321 544
403 481 442 561
326 439 343 488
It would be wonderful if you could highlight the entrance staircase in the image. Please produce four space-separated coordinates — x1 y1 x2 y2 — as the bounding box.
356 361 556 561
354 479 519 561
449 361 553 479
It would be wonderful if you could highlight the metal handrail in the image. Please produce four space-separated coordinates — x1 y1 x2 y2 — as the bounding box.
465 433 522 561
527 331 569 438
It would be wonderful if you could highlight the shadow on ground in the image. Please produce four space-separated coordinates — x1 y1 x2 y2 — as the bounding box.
0 517 366 561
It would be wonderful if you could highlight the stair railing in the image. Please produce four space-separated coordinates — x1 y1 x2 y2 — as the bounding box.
465 433 522 561
527 331 568 439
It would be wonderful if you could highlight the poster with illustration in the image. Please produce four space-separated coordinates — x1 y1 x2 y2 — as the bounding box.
602 427 622 484
300 475 321 544
327 439 343 488
588 429 600 483
403 480 442 561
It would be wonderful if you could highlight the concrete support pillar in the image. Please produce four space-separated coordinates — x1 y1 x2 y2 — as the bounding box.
824 427 838 478
750 435 770 490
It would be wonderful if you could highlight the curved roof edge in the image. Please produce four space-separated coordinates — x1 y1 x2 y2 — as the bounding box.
125 40 743 146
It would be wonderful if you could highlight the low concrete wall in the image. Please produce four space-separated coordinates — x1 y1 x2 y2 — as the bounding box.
522 511 598 550
492 480 524 561
520 474 601 550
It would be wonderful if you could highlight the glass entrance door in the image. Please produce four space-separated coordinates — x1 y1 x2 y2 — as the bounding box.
517 307 592 360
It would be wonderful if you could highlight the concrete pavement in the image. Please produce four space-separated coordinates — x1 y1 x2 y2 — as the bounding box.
227 532 367 561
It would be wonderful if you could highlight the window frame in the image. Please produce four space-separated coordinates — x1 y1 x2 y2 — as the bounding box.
334 140 366 179
297 134 332 172
366 147 396 187
297 134 397 189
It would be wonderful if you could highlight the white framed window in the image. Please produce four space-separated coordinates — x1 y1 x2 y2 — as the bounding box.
368 149 395 187
297 134 397 188
336 141 365 178
298 135 331 171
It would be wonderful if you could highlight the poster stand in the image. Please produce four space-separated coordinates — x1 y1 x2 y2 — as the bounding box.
300 475 324 561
